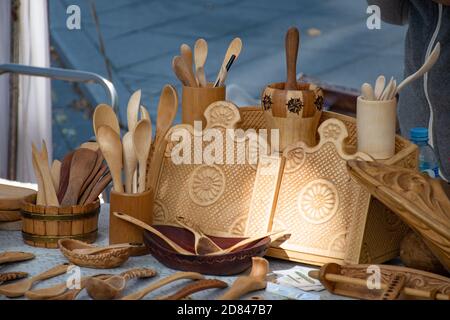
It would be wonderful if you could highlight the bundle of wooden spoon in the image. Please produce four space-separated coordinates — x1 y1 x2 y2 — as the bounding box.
31 141 111 207
361 42 440 101
172 37 242 88
94 85 178 194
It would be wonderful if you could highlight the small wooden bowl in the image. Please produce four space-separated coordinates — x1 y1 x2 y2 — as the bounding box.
58 239 132 269
143 225 270 275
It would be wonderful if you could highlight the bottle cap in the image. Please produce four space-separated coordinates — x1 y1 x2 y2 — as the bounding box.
410 127 428 142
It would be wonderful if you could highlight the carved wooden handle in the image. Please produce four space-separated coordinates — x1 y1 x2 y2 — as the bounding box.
163 279 228 300
0 272 28 284
0 251 35 265
121 272 204 300
285 27 299 90
32 263 70 282
218 276 266 300
120 268 157 281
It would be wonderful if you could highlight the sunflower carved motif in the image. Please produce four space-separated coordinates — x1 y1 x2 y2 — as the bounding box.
208 106 235 127
188 165 226 206
298 179 339 224
284 147 306 173
152 200 168 225
286 97 303 115
322 123 342 140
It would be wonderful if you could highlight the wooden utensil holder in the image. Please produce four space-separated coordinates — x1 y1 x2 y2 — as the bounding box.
262 82 324 150
182 83 226 127
109 189 153 244
356 96 397 159
20 196 100 248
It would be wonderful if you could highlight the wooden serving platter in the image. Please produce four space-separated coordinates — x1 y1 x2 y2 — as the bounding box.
0 184 36 211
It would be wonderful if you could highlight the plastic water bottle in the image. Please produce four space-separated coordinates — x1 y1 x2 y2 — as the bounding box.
409 127 440 178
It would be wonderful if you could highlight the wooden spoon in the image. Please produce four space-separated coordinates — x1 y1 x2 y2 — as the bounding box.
79 149 104 200
361 82 375 101
194 38 208 87
0 252 35 265
133 119 152 193
180 44 197 86
218 257 268 300
113 212 193 255
147 85 178 190
140 105 150 120
214 37 242 87
72 242 143 255
396 42 440 94
50 160 61 191
176 216 222 255
380 77 394 101
0 263 69 298
31 149 46 205
127 90 141 132
122 132 137 193
93 103 120 136
32 142 59 207
0 272 28 285
215 231 290 255
80 141 99 151
96 125 124 193
86 268 156 300
61 148 98 206
172 55 197 87
374 75 385 100
121 272 204 300
285 27 299 90
57 151 74 203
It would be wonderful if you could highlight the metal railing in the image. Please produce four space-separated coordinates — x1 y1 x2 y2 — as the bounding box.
0 63 118 179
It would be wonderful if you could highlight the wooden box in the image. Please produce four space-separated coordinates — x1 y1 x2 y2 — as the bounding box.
240 107 418 265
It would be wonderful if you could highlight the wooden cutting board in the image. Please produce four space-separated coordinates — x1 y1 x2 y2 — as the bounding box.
0 184 36 211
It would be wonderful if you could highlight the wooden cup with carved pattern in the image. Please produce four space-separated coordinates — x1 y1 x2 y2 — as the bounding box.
261 82 324 151
182 83 226 128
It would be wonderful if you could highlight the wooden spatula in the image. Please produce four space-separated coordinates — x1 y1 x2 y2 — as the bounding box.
50 160 61 192
32 142 59 207
285 27 299 90
79 149 104 197
60 148 98 206
57 151 74 203
78 164 108 205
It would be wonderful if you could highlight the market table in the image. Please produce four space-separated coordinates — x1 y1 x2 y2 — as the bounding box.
0 202 347 300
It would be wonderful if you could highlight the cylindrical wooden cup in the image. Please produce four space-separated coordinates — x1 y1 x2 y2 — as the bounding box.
356 96 397 159
109 189 153 244
262 82 324 150
21 196 100 249
182 83 226 127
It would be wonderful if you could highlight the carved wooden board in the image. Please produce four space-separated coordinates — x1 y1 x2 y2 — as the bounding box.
256 119 374 265
347 160 450 272
154 101 282 236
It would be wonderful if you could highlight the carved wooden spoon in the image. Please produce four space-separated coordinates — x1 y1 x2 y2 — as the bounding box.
122 132 137 193
176 216 222 255
0 272 28 285
215 231 290 255
86 268 156 300
0 252 35 265
121 272 204 300
194 38 208 87
180 44 197 86
93 103 120 136
218 257 268 300
96 125 124 193
172 55 197 87
72 242 144 255
127 89 141 132
0 263 69 298
214 37 242 87
147 85 178 190
113 212 193 255
133 119 152 193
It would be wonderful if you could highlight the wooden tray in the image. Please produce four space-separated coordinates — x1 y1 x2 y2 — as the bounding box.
153 101 282 236
240 107 418 266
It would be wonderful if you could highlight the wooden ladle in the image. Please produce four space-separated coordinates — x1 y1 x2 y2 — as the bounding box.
175 216 222 255
121 272 204 300
147 85 178 190
133 119 152 193
218 257 268 300
96 125 124 193
0 263 69 298
86 268 156 300
113 212 193 255
93 103 120 136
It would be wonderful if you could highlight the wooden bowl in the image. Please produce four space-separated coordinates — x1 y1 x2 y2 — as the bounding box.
143 225 270 275
58 239 132 269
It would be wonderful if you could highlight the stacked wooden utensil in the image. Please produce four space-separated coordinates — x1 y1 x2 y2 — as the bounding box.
31 141 111 207
94 85 178 194
172 37 242 87
0 184 36 230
